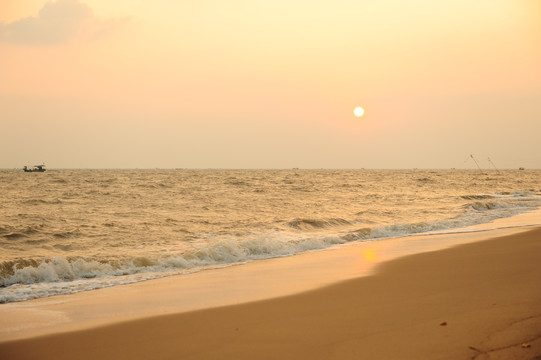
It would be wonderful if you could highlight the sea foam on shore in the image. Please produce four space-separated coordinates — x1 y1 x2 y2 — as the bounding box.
1 169 540 303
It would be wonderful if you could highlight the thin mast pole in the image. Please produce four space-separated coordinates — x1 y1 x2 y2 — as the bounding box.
470 154 482 172
488 157 500 173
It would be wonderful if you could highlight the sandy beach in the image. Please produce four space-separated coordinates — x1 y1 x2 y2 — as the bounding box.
3 0 540 357
1 223 540 360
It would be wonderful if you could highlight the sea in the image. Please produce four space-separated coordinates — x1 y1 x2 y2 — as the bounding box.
1 169 540 303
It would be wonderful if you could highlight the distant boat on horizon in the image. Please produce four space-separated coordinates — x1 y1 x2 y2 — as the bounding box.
23 164 46 172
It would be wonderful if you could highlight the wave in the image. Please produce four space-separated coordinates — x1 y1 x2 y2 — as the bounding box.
463 197 538 212
22 199 62 205
2 198 537 290
416 177 435 183
1 193 540 303
52 229 83 239
285 218 352 230
1 224 47 240
0 233 347 299
357 197 540 240
0 224 86 242
460 195 495 200
3 232 28 240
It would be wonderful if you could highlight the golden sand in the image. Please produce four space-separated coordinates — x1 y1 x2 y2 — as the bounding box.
1 227 540 360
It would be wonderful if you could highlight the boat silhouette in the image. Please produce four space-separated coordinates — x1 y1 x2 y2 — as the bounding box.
23 164 46 172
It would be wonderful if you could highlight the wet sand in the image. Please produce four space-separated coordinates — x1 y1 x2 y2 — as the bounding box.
1 226 540 360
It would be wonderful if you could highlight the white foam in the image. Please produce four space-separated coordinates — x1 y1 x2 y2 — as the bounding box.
2 195 540 303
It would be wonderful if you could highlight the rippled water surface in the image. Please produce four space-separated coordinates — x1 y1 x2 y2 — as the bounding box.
1 169 540 302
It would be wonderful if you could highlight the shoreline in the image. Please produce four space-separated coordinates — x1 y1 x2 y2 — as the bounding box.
0 228 539 341
1 226 540 359
0 209 540 342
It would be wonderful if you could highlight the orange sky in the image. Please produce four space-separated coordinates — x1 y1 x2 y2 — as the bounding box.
1 0 540 168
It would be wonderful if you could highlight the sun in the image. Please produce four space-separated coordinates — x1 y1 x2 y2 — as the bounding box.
353 106 365 117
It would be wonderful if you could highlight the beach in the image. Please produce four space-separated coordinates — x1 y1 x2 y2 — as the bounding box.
3 0 540 356
1 222 540 360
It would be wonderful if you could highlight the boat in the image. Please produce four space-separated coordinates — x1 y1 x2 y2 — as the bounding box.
23 164 46 172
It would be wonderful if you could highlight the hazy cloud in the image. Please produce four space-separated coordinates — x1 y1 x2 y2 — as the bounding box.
0 0 129 45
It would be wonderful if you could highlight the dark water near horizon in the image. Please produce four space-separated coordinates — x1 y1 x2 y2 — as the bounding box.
1 169 540 303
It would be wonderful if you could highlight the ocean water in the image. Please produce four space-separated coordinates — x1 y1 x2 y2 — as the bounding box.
1 169 540 303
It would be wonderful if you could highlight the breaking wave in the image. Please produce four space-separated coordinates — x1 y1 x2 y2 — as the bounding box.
285 218 352 230
0 234 346 289
2 192 540 303
2 169 540 304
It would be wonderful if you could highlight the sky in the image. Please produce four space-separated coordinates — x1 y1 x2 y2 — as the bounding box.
1 0 540 169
